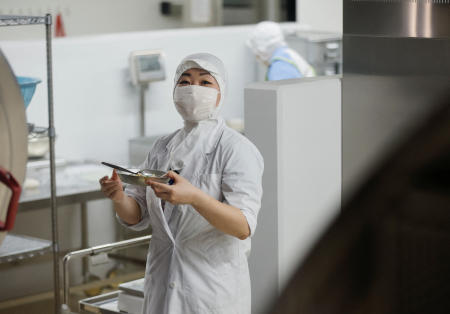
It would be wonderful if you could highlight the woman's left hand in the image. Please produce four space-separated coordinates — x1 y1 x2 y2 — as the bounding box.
146 171 201 205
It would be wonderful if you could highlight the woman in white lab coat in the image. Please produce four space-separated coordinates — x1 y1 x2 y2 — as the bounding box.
99 53 263 314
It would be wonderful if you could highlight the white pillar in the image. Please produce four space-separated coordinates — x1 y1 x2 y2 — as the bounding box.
245 76 342 313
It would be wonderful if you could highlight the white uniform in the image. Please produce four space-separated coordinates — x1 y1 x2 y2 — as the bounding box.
247 21 315 78
118 116 264 313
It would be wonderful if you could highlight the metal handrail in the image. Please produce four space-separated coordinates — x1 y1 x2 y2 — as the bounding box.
61 235 151 312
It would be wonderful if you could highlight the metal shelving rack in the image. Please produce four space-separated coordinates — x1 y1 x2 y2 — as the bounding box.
0 234 51 263
0 14 61 314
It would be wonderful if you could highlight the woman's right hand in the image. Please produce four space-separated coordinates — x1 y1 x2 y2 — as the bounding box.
99 170 125 203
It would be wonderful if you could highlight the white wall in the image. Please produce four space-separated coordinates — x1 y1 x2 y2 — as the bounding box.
296 0 343 34
0 0 185 40
1 25 256 165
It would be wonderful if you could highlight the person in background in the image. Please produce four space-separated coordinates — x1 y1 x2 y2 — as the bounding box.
99 53 263 314
247 21 315 81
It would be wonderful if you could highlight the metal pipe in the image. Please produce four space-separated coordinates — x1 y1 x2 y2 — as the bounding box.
62 235 151 310
80 202 88 279
139 84 148 136
46 13 61 314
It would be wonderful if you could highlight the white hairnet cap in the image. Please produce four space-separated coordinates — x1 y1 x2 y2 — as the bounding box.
173 53 227 110
247 21 286 62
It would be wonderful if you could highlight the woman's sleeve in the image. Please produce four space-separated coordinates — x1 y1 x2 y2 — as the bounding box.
115 160 151 231
221 138 264 237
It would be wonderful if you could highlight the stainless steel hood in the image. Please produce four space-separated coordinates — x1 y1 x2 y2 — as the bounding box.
342 0 450 195
266 2 450 313
344 0 450 39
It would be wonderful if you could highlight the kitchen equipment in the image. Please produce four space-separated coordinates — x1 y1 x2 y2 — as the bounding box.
117 278 144 314
129 50 166 86
342 0 450 194
101 162 140 175
0 233 51 264
0 49 28 246
101 162 171 186
117 169 171 186
129 50 166 137
78 291 121 313
28 126 50 159
286 31 342 76
0 15 61 313
62 235 152 313
16 76 41 109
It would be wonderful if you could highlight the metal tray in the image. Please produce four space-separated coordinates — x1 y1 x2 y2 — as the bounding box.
79 290 121 314
117 169 170 186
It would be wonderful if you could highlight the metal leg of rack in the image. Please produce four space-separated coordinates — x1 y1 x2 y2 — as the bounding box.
140 84 148 137
81 202 89 278
45 14 61 314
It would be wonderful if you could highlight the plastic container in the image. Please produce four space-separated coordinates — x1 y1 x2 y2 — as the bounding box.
28 133 49 159
16 76 41 109
27 125 51 159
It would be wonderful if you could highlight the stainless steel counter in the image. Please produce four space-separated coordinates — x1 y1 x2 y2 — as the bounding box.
0 159 110 263
19 159 108 211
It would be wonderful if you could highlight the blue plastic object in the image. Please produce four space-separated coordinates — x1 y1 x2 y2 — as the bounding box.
16 76 41 109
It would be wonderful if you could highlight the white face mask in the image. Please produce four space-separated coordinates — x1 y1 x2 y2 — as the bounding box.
173 85 219 122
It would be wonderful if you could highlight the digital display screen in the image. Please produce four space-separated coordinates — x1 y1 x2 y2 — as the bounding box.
138 55 161 72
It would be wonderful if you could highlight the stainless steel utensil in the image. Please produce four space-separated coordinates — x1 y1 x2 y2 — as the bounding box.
117 169 171 186
101 162 139 175
101 162 171 186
